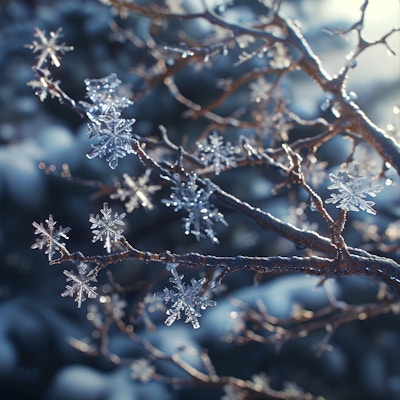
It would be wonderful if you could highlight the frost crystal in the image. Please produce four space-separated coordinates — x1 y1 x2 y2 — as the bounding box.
155 264 216 329
162 172 227 243
131 358 156 382
27 67 62 102
196 131 237 175
326 164 383 214
80 73 133 122
89 202 126 253
111 170 161 212
86 106 136 169
32 214 71 261
62 262 98 308
26 27 73 68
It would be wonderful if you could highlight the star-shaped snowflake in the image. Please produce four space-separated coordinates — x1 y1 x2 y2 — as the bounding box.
26 27 73 68
89 202 126 253
325 164 383 214
62 262 98 308
32 214 71 261
155 264 216 329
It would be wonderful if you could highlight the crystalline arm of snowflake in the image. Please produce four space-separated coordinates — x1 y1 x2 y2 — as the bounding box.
325 164 383 214
196 131 237 175
162 172 227 243
61 261 98 308
32 214 71 261
86 106 136 169
155 264 216 329
111 170 161 212
89 202 126 253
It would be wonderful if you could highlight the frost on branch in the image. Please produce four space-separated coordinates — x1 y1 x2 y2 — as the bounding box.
155 264 216 329
162 172 227 243
32 214 71 261
62 261 98 308
196 131 238 175
325 164 383 214
86 106 136 169
111 169 161 212
89 202 126 253
80 73 133 122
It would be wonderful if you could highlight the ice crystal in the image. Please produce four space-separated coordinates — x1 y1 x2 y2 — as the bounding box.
86 106 136 169
89 202 126 253
111 170 161 212
162 172 227 243
326 164 383 214
249 76 272 103
26 27 73 68
155 264 216 329
32 214 71 261
80 73 133 122
27 67 62 102
62 261 98 308
196 131 237 175
131 358 156 382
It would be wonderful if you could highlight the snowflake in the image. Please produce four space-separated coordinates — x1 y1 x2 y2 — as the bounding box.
32 214 71 261
268 42 291 69
105 293 127 320
155 264 216 329
196 131 238 175
86 106 136 169
249 76 272 103
89 202 126 253
111 169 161 212
325 164 383 214
80 73 133 122
27 67 62 102
62 261 98 308
162 172 227 243
26 27 73 68
131 358 156 382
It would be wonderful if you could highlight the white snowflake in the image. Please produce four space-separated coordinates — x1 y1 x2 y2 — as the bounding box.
131 358 156 382
80 73 133 122
62 261 98 308
89 202 126 253
196 131 238 175
249 76 272 103
155 264 216 329
162 172 227 243
111 170 161 212
32 214 71 261
26 27 73 68
27 67 62 102
325 164 383 214
86 106 136 169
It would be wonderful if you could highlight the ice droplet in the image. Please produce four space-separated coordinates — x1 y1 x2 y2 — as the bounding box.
345 56 357 69
308 196 318 212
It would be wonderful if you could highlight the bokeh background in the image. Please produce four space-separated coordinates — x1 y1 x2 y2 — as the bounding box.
0 0 399 399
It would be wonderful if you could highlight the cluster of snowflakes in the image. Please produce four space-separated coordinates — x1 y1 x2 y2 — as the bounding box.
28 28 386 329
32 205 216 328
80 73 136 169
